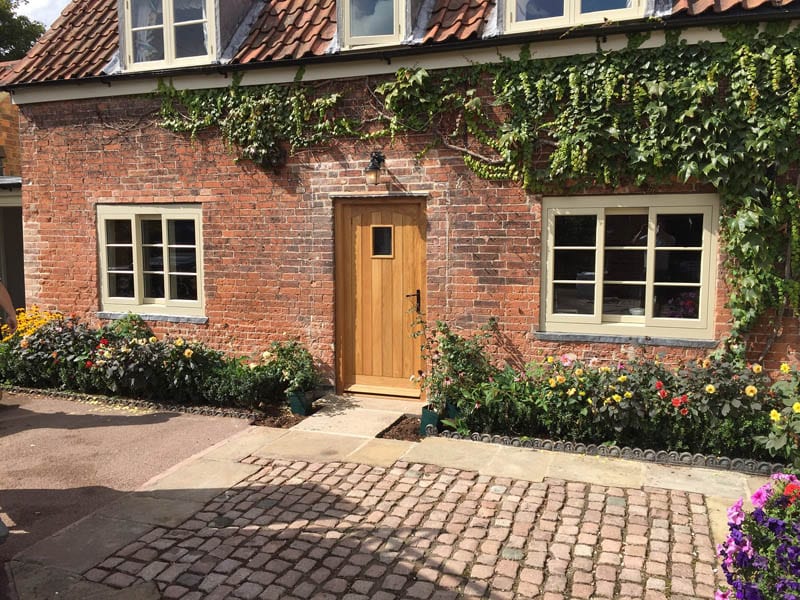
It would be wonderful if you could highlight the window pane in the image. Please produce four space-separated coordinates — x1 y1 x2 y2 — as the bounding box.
133 29 164 62
132 0 163 27
169 248 197 273
554 283 593 314
106 220 132 244
350 0 394 36
657 214 703 247
169 220 195 245
554 250 595 280
171 275 198 300
654 286 700 319
173 0 204 22
517 0 564 19
174 23 208 58
605 249 645 281
142 247 164 272
605 214 647 247
144 273 165 299
554 215 595 246
372 226 392 257
107 247 133 271
603 284 645 315
581 0 629 12
141 220 162 245
109 273 135 298
654 250 702 283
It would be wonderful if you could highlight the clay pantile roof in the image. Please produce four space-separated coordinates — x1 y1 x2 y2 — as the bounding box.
3 0 800 86
234 0 338 63
672 0 794 14
0 61 20 85
424 0 495 44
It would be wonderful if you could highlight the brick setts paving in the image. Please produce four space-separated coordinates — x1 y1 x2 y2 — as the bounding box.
85 459 724 599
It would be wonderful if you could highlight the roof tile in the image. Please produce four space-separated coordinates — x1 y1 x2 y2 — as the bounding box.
3 0 799 86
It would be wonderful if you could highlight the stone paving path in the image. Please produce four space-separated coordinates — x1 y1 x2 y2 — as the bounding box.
84 458 725 600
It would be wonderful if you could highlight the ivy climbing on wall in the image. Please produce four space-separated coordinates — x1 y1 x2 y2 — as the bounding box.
158 23 800 350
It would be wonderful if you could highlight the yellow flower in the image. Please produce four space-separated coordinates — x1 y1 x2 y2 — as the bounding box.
745 385 758 397
149 336 158 343
793 402 800 414
184 348 194 359
705 384 716 394
578 390 586 396
752 364 763 374
175 337 185 347
556 375 566 384
612 394 622 402
546 356 554 364
600 366 611 373
604 398 611 405
587 398 593 405
624 391 633 399
103 350 112 359
574 368 584 377
617 375 627 383
549 378 557 388
261 350 273 361
567 387 576 397
770 409 782 423
702 358 711 369
781 363 792 375
249 362 258 370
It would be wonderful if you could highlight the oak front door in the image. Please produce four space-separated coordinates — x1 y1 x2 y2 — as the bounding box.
335 199 426 397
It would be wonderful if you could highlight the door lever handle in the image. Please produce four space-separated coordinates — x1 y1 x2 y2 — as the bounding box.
405 289 421 313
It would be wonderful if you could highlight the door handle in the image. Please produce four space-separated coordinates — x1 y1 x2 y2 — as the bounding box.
405 289 421 313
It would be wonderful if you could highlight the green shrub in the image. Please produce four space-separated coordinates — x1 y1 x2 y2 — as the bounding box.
203 358 285 409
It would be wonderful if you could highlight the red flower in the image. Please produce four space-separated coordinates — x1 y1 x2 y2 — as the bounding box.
672 397 682 407
99 338 109 346
658 389 668 399
85 360 93 368
785 482 800 504
680 407 689 416
680 394 688 405
655 380 664 390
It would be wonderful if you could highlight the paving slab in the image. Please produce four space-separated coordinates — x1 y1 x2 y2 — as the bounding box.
483 446 554 482
291 407 402 437
199 426 290 462
345 438 415 466
138 459 261 504
707 495 739 546
644 463 754 497
546 451 646 488
252 429 370 461
14 515 152 573
10 562 160 600
96 494 206 528
402 436 501 471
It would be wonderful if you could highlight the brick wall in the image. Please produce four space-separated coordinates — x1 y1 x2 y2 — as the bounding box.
18 88 797 384
0 93 21 176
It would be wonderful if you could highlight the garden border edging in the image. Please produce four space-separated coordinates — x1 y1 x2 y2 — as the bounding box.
424 424 786 476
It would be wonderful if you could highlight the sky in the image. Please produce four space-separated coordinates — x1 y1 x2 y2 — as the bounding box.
16 0 71 28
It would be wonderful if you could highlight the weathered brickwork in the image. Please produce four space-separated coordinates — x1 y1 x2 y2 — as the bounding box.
0 92 21 176
18 86 797 383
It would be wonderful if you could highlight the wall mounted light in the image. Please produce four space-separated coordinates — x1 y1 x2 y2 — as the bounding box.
365 151 385 185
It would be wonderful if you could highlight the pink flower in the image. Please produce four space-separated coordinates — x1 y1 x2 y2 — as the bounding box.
750 483 772 509
715 590 731 600
726 498 744 526
560 353 576 367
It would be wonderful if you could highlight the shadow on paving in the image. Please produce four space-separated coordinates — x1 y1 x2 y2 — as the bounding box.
6 471 478 599
0 403 179 439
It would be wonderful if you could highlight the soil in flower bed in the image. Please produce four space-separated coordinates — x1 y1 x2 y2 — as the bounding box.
379 414 422 442
251 403 308 428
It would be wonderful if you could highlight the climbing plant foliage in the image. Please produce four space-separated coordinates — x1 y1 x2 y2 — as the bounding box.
158 74 357 169
158 24 800 344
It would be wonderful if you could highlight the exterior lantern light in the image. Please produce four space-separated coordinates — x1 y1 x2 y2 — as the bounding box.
365 151 385 185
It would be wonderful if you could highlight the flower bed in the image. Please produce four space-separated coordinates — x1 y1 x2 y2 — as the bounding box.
0 309 320 412
413 320 800 467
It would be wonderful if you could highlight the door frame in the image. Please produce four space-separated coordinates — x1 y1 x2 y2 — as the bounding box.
333 196 427 396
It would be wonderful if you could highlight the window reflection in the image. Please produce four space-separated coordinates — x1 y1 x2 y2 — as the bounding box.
350 0 394 36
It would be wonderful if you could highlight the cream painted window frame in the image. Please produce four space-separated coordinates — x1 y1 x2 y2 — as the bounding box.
342 0 404 48
123 0 216 72
97 204 205 317
541 194 719 340
505 0 643 34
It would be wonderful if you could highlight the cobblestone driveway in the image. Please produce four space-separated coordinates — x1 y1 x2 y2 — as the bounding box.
86 458 723 599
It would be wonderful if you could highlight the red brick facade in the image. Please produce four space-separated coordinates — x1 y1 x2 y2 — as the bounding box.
18 90 796 384
0 92 21 177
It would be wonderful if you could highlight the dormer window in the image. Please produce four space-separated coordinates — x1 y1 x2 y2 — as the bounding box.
506 0 641 32
344 0 403 47
125 0 216 69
